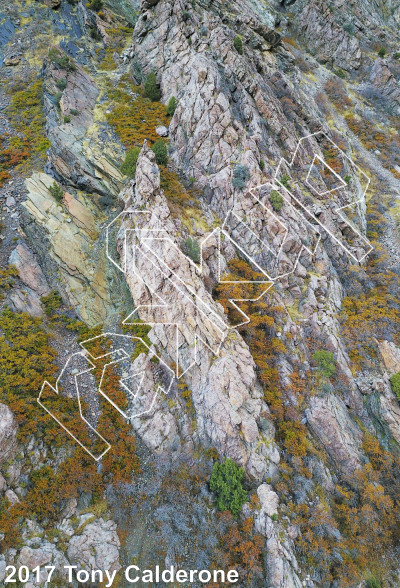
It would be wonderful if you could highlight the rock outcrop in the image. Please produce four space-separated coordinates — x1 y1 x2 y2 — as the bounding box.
0 404 18 466
21 172 130 325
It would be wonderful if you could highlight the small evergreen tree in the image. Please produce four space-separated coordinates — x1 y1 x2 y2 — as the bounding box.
48 181 64 203
152 140 168 165
232 164 250 190
144 71 160 102
121 147 141 178
234 35 243 55
209 458 247 517
166 96 177 117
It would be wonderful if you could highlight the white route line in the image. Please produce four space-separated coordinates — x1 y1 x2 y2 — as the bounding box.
38 131 372 459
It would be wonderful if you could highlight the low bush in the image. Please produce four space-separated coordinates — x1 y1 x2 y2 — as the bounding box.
312 350 337 378
120 147 141 178
41 291 63 318
180 237 200 263
234 35 243 55
88 0 103 11
105 76 169 148
48 48 76 72
55 78 67 91
280 174 290 188
378 47 387 58
390 372 400 402
269 189 284 212
90 27 102 41
334 68 346 79
324 78 352 110
232 164 250 190
366 579 381 588
54 91 62 107
209 458 247 517
152 139 168 165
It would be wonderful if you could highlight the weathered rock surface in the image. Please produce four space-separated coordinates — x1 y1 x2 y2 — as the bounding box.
22 172 130 325
9 243 50 296
67 518 121 572
378 340 400 375
306 394 363 474
118 143 280 482
3 0 400 584
42 50 123 196
0 404 17 466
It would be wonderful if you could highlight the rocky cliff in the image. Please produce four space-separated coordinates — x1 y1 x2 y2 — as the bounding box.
1 0 400 586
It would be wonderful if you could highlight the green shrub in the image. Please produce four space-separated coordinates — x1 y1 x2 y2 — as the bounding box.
280 174 290 188
378 47 386 58
334 69 346 79
269 190 284 212
180 237 200 263
48 181 64 203
234 35 243 55
394 52 400 60
54 92 62 107
343 23 354 35
88 0 103 11
209 458 247 518
344 174 351 184
144 71 160 102
55 78 67 91
63 115 71 123
312 350 337 378
90 27 102 41
366 579 381 588
390 372 400 402
182 10 191 21
166 96 177 117
49 48 76 72
259 159 265 171
232 164 250 190
152 139 168 165
120 147 141 178
70 109 79 116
